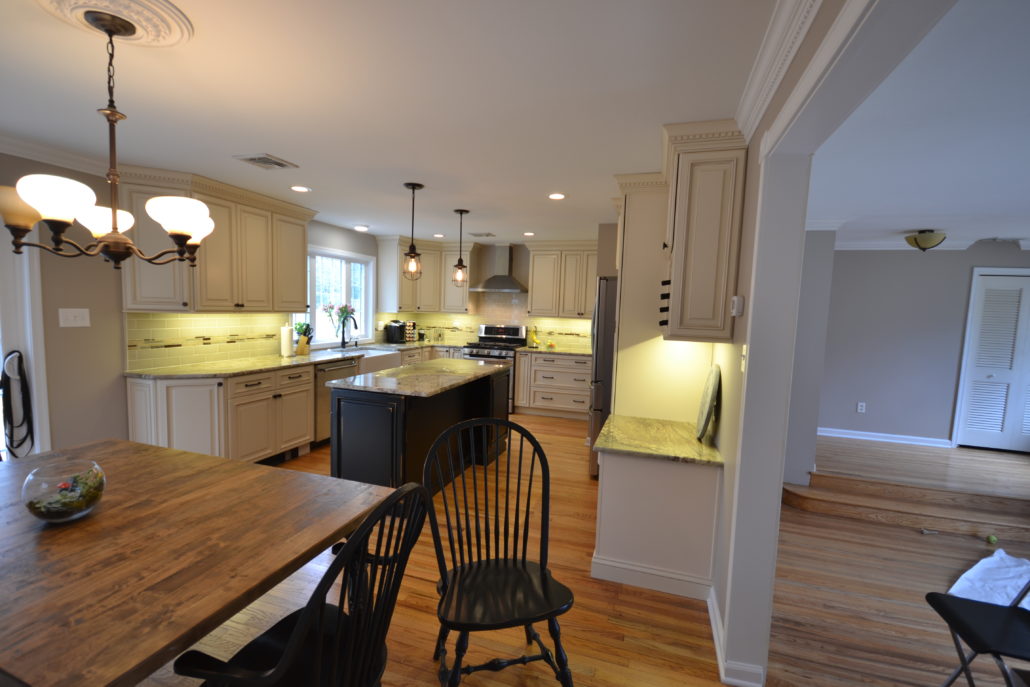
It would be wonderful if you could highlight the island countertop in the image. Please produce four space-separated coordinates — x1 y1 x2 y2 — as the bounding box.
326 358 509 398
593 414 723 466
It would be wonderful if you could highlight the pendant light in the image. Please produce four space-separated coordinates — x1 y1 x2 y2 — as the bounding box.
0 11 213 269
452 209 469 287
402 182 424 281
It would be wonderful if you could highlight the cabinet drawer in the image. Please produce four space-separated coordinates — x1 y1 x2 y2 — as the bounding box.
402 351 422 365
275 366 313 388
227 373 275 397
532 354 592 371
532 368 590 390
531 389 589 412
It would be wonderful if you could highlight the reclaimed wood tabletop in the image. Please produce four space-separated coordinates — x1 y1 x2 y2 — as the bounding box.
0 439 391 687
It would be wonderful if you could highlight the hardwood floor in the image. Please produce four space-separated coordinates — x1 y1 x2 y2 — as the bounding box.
140 420 1030 686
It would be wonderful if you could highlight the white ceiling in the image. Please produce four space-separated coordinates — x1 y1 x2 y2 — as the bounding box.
0 0 774 244
807 0 1030 250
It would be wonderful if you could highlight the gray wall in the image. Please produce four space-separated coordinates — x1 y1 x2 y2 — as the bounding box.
0 152 127 447
819 241 1030 440
596 222 617 277
307 220 378 256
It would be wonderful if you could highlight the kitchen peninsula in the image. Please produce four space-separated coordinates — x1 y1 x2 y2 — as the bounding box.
328 358 509 487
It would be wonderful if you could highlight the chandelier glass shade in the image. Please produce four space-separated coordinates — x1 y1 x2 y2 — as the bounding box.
905 229 947 252
452 208 468 287
402 182 424 281
0 11 213 269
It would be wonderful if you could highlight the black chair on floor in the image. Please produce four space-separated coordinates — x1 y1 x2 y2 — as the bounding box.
173 482 429 687
422 417 574 687
926 578 1030 687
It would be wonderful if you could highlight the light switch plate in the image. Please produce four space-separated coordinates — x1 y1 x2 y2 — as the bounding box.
58 308 91 327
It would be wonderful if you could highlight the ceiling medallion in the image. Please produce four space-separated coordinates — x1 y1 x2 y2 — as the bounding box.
35 0 194 47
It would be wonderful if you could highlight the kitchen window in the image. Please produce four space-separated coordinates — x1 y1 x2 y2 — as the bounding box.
301 247 376 348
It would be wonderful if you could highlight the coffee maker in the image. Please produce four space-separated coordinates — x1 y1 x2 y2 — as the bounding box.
384 320 406 343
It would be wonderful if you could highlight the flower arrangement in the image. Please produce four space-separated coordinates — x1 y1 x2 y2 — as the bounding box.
322 303 357 335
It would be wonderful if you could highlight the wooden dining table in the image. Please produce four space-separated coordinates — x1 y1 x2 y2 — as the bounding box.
0 439 392 687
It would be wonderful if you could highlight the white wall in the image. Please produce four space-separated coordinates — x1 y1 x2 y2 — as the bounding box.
819 240 1030 441
307 219 378 256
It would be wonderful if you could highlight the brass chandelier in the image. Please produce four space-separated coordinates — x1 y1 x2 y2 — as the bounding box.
0 11 213 270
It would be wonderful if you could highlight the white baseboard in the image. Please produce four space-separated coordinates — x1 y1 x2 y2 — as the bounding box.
707 589 766 687
590 554 710 600
817 427 953 448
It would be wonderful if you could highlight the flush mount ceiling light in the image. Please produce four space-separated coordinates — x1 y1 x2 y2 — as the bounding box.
548 193 566 200
290 185 312 193
0 10 213 269
402 182 424 281
452 209 469 287
905 229 947 252
433 233 445 238
523 232 535 237
354 225 369 232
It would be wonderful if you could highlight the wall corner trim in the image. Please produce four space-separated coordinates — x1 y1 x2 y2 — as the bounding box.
709 589 767 687
736 0 824 143
817 427 954 448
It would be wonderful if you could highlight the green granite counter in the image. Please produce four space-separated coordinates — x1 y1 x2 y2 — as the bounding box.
592 414 722 466
326 358 508 398
124 348 400 379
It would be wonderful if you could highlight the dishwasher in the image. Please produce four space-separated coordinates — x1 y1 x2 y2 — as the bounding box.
315 358 360 442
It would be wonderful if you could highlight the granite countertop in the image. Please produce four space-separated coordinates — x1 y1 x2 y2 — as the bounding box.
517 346 593 356
124 347 401 379
592 414 723 466
326 358 509 398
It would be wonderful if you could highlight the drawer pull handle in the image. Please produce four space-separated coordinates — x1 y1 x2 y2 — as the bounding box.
575 361 588 365
541 396 554 401
287 374 303 380
542 375 555 379
543 358 555 362
573 399 585 404
244 381 262 387
272 393 282 399
574 378 586 382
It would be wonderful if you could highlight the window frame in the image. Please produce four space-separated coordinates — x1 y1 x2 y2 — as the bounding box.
302 246 377 350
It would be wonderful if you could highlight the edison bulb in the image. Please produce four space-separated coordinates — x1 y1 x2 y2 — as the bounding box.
407 258 418 272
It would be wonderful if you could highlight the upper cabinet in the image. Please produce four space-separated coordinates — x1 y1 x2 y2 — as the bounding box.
378 237 462 314
398 246 441 312
526 242 597 318
120 169 313 313
660 120 746 342
441 249 470 313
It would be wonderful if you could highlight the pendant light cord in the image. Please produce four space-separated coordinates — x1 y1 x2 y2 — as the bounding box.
410 185 416 247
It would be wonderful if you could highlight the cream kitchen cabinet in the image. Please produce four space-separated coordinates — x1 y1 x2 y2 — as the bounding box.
513 352 591 417
399 247 442 312
192 193 274 312
527 251 560 316
514 351 531 406
660 121 746 342
121 182 193 312
226 367 314 461
559 250 598 319
126 377 224 456
526 244 597 318
273 215 308 312
441 250 470 313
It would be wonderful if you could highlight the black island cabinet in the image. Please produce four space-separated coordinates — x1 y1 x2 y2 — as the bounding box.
328 358 509 487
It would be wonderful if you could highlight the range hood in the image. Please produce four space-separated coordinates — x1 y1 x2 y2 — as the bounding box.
469 244 527 293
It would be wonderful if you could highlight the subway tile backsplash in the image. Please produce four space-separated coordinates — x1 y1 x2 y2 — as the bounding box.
125 312 288 369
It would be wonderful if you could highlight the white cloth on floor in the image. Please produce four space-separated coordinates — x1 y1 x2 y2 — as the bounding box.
947 548 1030 609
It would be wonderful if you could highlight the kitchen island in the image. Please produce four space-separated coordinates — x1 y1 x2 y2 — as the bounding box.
327 358 510 487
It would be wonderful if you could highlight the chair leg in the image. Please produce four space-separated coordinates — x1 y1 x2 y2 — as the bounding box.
433 625 449 661
547 617 574 687
992 654 1017 687
946 629 977 687
524 623 534 645
448 631 469 687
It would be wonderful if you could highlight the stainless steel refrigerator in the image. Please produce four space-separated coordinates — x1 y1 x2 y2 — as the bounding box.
588 276 617 477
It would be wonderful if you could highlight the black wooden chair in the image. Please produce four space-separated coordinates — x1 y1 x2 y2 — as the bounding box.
422 417 574 687
173 482 429 687
926 578 1030 687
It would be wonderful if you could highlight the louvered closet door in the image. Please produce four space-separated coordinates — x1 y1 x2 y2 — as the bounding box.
956 275 1030 451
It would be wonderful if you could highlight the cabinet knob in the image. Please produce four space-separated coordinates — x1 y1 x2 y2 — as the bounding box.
272 393 282 399
181 301 188 307
217 382 223 387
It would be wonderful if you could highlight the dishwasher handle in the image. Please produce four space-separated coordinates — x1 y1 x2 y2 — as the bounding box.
317 360 359 374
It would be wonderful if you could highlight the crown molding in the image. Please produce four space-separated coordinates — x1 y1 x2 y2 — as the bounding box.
661 120 747 180
736 0 823 143
0 133 106 176
614 172 667 195
119 164 193 190
522 240 598 251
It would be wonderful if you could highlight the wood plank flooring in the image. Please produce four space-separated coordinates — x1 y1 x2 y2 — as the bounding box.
139 419 1030 686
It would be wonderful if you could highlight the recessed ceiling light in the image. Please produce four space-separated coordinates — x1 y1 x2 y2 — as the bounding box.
290 185 312 193
548 192 565 200
433 233 445 238
523 232 535 236
354 225 369 232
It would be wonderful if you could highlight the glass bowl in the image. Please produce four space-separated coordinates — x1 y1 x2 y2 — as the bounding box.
22 460 106 523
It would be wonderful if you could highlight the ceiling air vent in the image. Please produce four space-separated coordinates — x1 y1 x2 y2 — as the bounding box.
469 232 495 238
233 154 299 170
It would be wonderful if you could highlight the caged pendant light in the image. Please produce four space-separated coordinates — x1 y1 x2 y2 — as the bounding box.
0 11 213 269
452 209 469 287
401 182 424 281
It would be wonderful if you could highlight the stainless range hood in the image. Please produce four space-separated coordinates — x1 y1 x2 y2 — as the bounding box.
469 244 527 293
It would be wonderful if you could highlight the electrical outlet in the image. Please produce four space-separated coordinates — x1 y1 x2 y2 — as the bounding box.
856 402 866 414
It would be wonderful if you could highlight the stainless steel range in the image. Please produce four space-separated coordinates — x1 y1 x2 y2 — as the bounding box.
462 325 526 411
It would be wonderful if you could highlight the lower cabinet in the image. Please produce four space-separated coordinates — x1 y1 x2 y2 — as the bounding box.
126 366 314 462
514 352 591 417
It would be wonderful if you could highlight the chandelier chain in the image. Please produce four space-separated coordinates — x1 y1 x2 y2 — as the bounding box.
106 31 116 109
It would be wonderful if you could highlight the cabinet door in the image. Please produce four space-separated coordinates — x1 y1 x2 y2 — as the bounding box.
441 250 469 313
126 378 157 445
515 352 531 406
277 385 314 451
157 379 224 456
273 215 308 312
227 393 277 461
121 185 191 311
398 249 417 311
559 251 583 318
581 251 598 319
192 193 236 311
236 206 274 309
416 249 442 312
528 251 560 316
